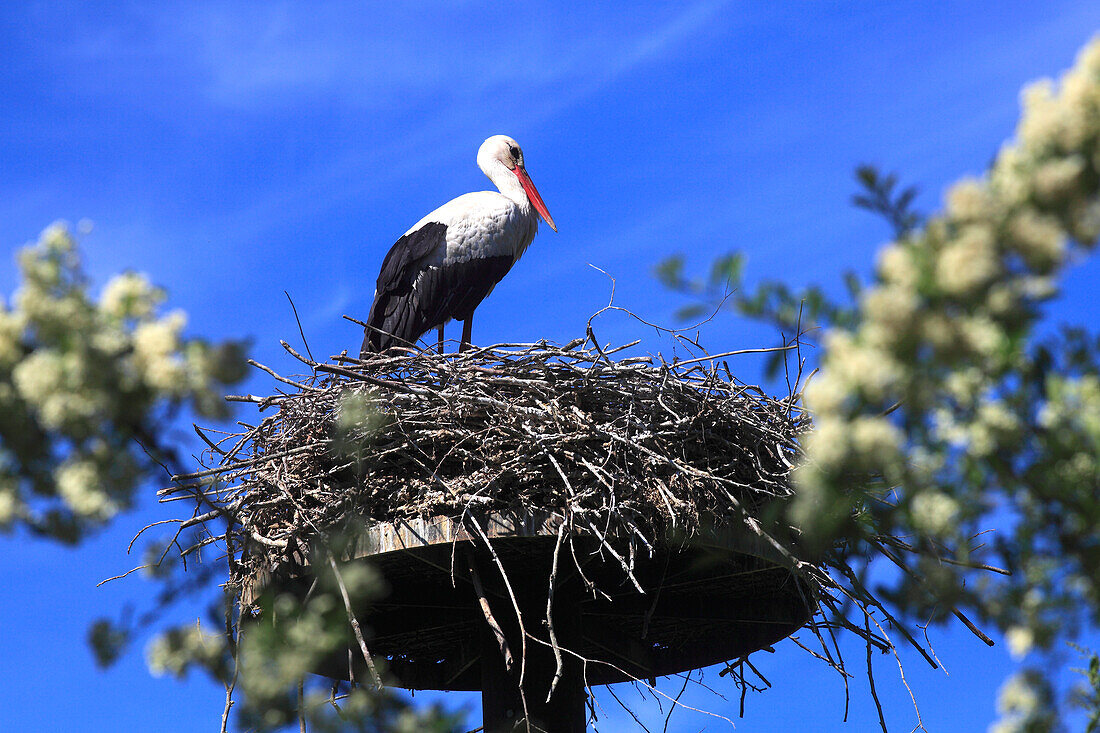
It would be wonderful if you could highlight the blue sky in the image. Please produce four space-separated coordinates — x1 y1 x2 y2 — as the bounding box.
3 2 1100 731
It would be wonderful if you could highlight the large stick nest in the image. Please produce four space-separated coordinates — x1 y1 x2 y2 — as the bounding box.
172 338 809 591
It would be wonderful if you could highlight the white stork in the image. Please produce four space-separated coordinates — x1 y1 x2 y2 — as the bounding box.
361 134 557 356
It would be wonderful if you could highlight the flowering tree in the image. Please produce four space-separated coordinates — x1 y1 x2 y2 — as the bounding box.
0 223 246 541
661 37 1100 730
1 224 457 731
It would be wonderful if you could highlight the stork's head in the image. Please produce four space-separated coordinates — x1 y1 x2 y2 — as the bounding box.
477 135 557 232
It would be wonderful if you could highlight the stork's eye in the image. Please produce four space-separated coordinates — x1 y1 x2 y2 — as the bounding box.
509 146 520 159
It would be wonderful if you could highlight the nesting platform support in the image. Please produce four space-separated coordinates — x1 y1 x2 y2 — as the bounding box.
245 510 813 732
474 567 587 732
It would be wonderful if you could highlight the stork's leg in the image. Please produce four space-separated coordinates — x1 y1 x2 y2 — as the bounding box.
437 326 445 355
460 316 473 353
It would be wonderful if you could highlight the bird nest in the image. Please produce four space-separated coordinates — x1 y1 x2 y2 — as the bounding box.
170 338 808 588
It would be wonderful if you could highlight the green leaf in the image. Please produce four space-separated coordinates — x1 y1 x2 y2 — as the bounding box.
653 255 685 288
843 271 863 298
674 304 708 322
88 618 130 668
855 164 878 187
708 252 745 289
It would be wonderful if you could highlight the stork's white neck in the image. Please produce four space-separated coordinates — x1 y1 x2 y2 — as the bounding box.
481 159 532 212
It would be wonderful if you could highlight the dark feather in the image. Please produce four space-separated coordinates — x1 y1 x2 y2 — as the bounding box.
362 222 515 354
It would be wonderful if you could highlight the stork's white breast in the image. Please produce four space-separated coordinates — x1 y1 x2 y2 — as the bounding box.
405 191 537 268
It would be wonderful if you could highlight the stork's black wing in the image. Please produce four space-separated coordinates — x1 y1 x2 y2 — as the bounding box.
361 222 515 354
362 222 447 354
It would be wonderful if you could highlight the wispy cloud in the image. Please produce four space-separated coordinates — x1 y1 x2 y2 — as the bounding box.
46 1 734 115
34 1 737 251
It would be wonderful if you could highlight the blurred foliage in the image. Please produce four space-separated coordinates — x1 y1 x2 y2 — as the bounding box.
655 164 924 378
659 37 1100 729
1069 646 1100 732
137 543 462 732
89 530 223 671
990 670 1058 733
852 164 924 238
0 225 456 729
0 223 247 542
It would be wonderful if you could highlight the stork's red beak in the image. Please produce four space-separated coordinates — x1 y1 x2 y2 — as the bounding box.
514 165 557 232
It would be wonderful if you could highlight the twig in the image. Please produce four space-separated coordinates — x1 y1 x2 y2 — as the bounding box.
663 670 692 733
866 614 888 733
545 522 566 702
326 554 382 688
468 554 513 673
297 679 306 733
284 290 316 364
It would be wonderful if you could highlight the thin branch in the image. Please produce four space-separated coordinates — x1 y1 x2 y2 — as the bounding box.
326 554 382 688
468 554 513 673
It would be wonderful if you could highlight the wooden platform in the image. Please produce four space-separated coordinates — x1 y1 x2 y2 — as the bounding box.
244 510 813 691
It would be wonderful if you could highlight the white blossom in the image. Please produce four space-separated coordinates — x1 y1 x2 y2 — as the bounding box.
1018 78 1065 152
989 144 1031 207
865 283 920 321
1039 374 1100 436
133 312 188 393
876 244 919 288
143 358 188 394
1068 197 1100 245
1058 68 1099 150
100 272 162 320
147 622 225 678
919 313 957 351
967 422 995 457
40 221 74 254
0 307 24 367
976 399 1018 435
1032 155 1085 203
932 407 968 448
944 368 984 406
946 178 994 222
849 416 902 461
1005 626 1034 660
802 418 849 470
91 327 129 357
0 220 244 537
1081 34 1100 74
802 373 848 414
0 482 17 527
1006 210 1065 270
12 349 65 407
133 311 185 359
908 446 945 484
56 459 116 519
789 463 830 530
958 315 1005 359
992 673 1041 724
1017 275 1057 301
823 331 900 401
1020 73 1095 154
965 400 1018 458
935 224 999 296
14 287 89 332
910 490 960 536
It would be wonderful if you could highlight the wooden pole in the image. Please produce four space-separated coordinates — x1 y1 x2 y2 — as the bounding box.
477 575 586 732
